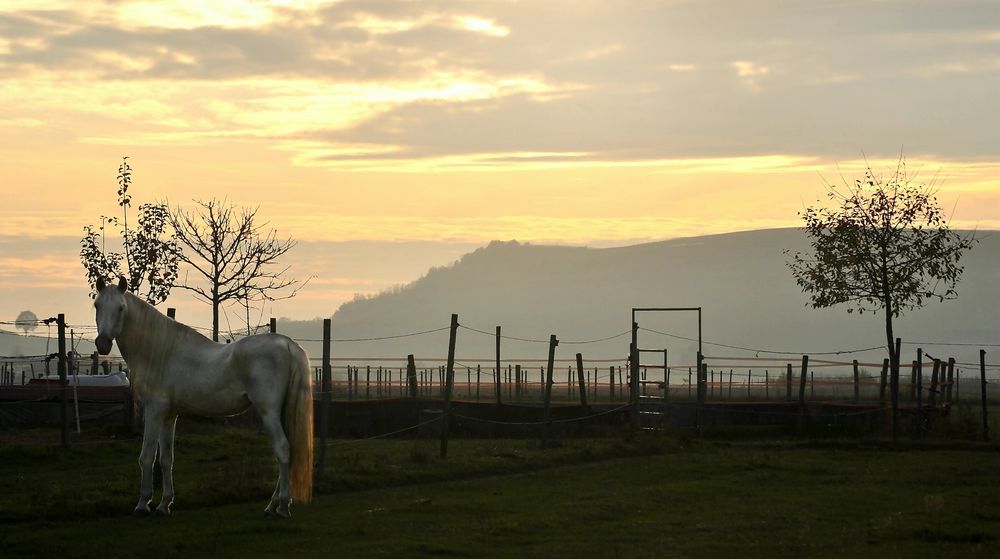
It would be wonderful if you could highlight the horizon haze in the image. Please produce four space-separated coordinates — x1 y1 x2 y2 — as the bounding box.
0 1 997 339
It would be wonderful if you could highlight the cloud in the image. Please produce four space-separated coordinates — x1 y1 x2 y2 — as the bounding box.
0 1 997 167
731 60 769 89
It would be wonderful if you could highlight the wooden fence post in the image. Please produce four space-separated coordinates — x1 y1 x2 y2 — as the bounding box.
980 349 989 442
909 360 918 438
576 353 589 414
542 335 558 447
891 337 901 441
797 355 808 434
853 360 860 401
494 326 502 405
316 319 332 477
695 353 704 430
879 358 888 404
57 314 68 447
786 364 792 402
662 349 670 424
916 349 925 438
928 359 940 409
440 314 459 458
628 343 642 437
166 308 176 320
269 318 276 333
407 354 417 398
946 357 955 404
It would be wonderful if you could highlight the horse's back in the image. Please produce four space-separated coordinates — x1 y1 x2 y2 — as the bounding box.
229 334 307 387
231 333 305 364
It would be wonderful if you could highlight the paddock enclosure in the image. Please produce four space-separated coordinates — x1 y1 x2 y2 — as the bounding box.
2 309 997 446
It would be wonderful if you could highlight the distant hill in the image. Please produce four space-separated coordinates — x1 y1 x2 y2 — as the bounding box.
279 228 998 369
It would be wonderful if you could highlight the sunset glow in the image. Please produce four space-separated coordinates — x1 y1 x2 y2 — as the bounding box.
0 0 997 322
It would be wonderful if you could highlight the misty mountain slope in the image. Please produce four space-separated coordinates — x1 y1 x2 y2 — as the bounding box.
319 229 997 365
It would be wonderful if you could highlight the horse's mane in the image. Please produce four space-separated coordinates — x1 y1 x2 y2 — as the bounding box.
120 292 214 388
124 292 208 343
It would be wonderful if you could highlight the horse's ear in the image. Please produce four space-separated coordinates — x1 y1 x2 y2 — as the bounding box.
117 276 128 292
96 277 106 292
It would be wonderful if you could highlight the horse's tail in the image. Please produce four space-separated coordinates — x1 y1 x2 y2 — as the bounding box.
283 340 314 503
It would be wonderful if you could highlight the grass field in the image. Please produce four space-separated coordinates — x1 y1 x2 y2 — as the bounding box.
1 422 999 558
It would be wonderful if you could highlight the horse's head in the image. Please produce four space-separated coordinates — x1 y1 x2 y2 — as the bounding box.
94 276 128 355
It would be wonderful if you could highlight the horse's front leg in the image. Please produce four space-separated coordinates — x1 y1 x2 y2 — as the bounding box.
155 414 178 515
135 403 167 516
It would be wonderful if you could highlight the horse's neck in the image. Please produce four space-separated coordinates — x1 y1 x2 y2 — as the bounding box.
117 294 180 377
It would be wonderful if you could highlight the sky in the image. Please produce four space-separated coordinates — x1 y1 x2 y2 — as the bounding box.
0 0 997 329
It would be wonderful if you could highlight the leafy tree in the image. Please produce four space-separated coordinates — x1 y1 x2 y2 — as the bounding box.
170 199 300 342
786 158 977 403
15 310 38 336
80 157 181 304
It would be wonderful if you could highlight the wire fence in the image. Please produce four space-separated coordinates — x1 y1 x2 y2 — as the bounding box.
3 315 999 451
3 318 999 403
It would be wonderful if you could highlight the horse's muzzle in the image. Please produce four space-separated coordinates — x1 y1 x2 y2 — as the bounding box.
95 335 113 355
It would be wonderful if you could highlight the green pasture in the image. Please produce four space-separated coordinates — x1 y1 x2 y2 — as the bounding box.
1 422 998 558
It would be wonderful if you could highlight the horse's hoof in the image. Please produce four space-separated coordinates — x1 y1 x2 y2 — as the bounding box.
133 505 151 517
155 503 172 516
266 509 291 519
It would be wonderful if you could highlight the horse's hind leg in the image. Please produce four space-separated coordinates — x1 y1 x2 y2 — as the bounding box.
258 407 292 518
155 414 178 515
135 403 167 515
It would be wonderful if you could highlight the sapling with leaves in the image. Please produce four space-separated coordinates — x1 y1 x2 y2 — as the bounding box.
80 157 181 305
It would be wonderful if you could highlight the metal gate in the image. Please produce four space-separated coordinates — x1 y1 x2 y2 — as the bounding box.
629 307 702 432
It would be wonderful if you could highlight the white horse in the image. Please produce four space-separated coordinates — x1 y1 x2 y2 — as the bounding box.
93 277 313 518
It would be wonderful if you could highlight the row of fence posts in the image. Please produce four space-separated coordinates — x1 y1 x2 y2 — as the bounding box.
323 362 634 402
0 354 123 386
34 311 994 448
264 314 579 465
284 313 582 460
688 340 989 442
270 322 990 447
349 348 885 407
697 357 966 406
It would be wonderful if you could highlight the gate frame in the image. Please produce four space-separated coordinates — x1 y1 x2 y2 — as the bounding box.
629 307 703 434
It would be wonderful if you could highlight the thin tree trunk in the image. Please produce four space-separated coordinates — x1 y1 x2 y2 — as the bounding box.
212 287 220 342
882 271 899 441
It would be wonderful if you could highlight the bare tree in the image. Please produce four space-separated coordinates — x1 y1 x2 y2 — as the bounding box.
170 199 299 342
